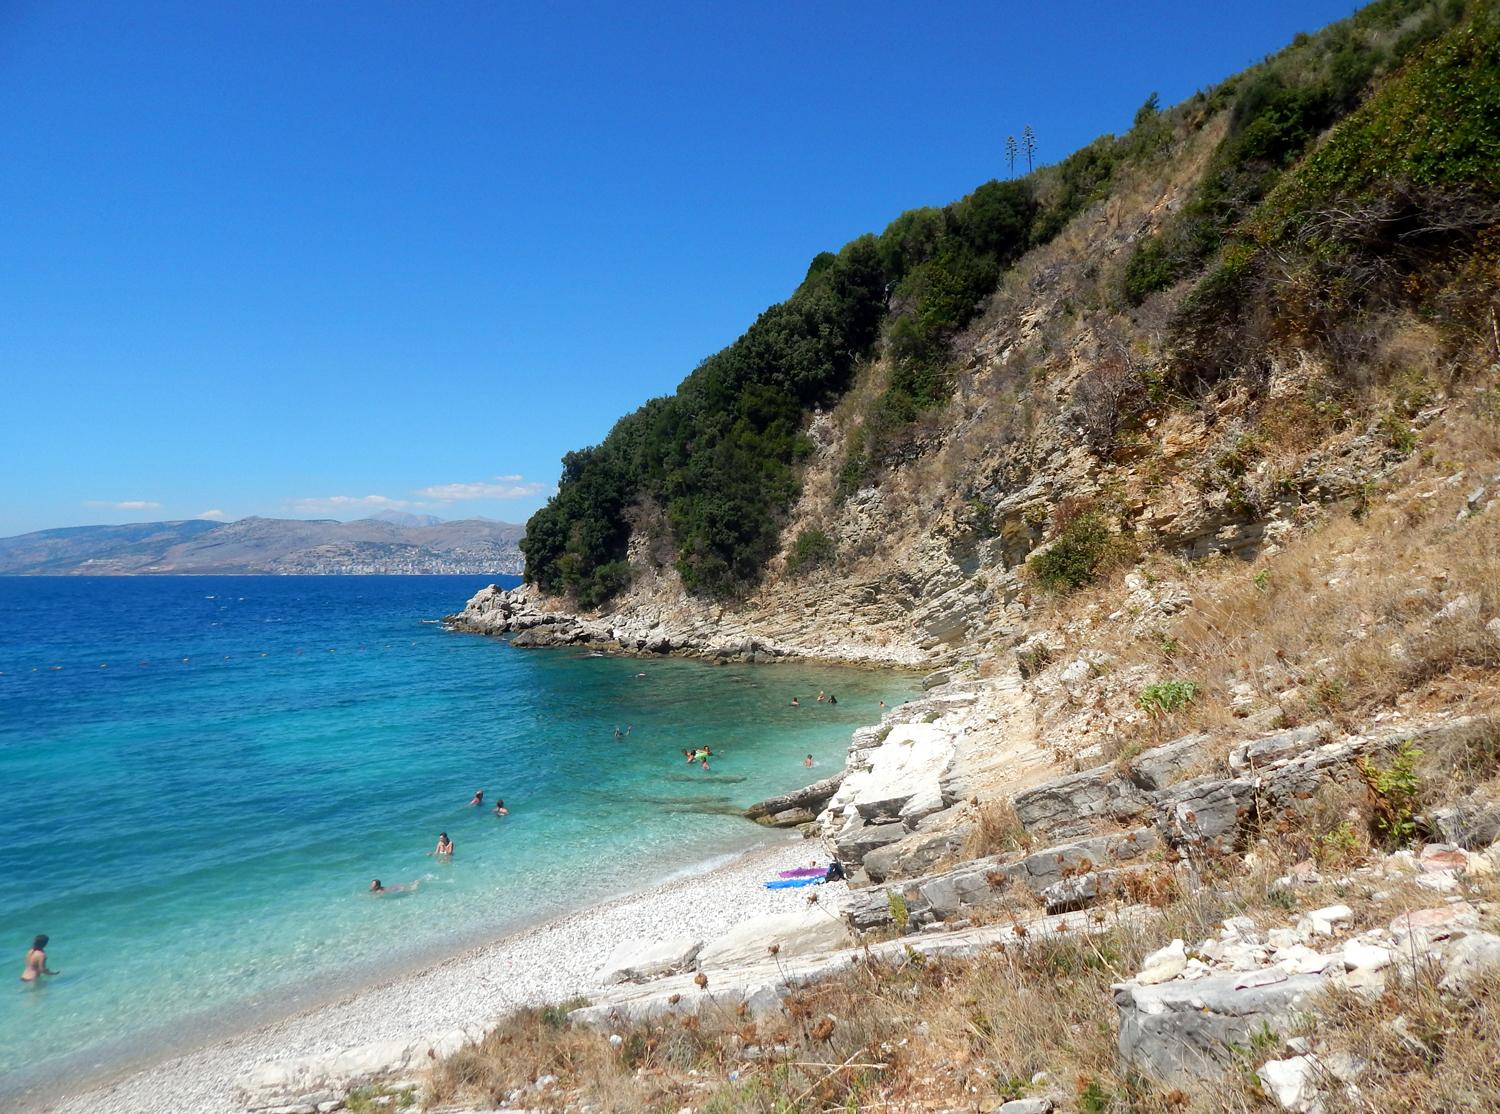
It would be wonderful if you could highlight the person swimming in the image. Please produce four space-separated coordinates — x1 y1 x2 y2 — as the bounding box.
20 934 58 982
369 879 420 895
693 746 712 769
790 697 800 707
492 799 508 816
816 691 826 703
468 790 484 807
804 754 814 767
828 694 837 705
683 749 696 764
431 833 454 856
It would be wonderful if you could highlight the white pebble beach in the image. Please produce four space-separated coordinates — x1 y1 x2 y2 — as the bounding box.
27 837 844 1114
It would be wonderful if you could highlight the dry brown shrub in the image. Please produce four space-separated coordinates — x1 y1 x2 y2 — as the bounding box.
963 798 1032 858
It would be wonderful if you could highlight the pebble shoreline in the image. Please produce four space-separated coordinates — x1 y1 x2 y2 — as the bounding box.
31 838 844 1114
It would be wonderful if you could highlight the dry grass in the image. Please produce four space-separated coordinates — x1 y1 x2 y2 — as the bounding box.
1305 966 1500 1112
962 798 1032 859
1036 396 1500 769
427 840 1441 1113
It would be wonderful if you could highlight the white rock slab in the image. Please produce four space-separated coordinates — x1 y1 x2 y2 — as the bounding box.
697 906 853 970
597 935 703 984
1134 938 1186 985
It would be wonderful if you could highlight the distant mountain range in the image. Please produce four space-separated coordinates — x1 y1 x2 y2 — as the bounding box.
0 516 525 575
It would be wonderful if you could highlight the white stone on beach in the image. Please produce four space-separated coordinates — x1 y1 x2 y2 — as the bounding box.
597 936 703 984
697 906 853 969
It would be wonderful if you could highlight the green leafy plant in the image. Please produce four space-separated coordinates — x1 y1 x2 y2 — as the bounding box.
1361 740 1424 847
785 527 836 576
1253 568 1272 592
347 1086 416 1114
1028 512 1132 593
1078 1077 1113 1114
1137 680 1200 718
1379 411 1418 454
1312 676 1347 713
993 1075 1029 1101
538 996 590 1029
886 892 910 933
1317 819 1364 869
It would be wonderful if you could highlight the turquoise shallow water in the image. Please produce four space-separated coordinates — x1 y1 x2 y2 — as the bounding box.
0 576 915 1095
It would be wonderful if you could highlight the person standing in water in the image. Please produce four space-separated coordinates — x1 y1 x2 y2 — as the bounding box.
20 935 58 982
790 696 800 707
431 833 454 856
804 754 815 767
492 799 508 816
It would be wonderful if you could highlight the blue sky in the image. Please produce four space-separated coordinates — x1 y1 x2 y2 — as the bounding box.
0 0 1357 536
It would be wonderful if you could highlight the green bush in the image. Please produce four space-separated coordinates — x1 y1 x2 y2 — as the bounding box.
1137 680 1200 718
1122 0 1468 307
785 527 836 576
524 0 1483 605
1361 740 1424 847
1027 512 1130 592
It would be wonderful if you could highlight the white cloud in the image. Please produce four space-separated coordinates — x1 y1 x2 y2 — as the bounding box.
286 494 413 516
84 500 162 511
196 509 229 521
416 476 549 501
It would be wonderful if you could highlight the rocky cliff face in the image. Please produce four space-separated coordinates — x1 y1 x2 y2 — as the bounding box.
449 106 1434 673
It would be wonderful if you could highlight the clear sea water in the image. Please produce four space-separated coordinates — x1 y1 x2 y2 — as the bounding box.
0 576 915 1098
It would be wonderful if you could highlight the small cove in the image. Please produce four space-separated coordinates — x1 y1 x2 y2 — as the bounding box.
0 575 918 1097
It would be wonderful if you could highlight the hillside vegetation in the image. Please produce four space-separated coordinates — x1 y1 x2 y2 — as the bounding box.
413 5 1500 1113
519 0 1493 612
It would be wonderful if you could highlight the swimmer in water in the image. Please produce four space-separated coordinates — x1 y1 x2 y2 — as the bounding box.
683 749 695 764
790 697 800 707
20 935 58 982
468 790 484 807
431 833 454 856
492 799 508 816
816 691 826 703
369 879 420 895
828 693 837 705
694 746 712 770
804 754 814 767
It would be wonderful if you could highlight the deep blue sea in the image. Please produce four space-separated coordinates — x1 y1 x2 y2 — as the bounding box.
0 576 915 1096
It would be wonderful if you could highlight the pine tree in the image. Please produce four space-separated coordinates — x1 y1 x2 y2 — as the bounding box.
1022 125 1037 173
1005 134 1017 178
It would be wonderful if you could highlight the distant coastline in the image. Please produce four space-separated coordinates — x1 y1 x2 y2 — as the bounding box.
0 515 524 576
